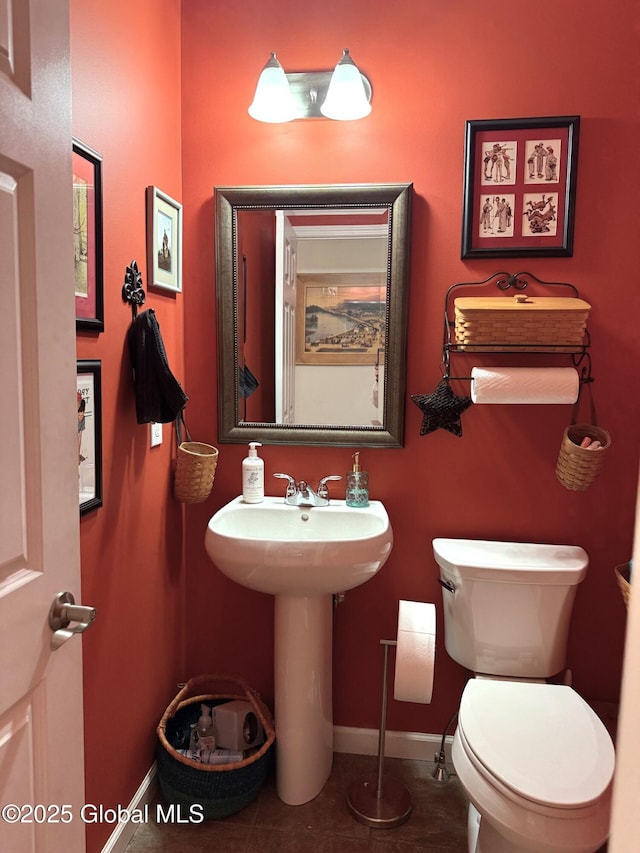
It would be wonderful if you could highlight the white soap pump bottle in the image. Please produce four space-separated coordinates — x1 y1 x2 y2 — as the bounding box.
242 442 264 503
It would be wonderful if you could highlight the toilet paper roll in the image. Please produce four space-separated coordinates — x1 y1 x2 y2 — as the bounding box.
393 600 436 704
471 367 579 404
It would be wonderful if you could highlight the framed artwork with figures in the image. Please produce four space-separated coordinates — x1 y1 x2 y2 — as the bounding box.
461 116 580 258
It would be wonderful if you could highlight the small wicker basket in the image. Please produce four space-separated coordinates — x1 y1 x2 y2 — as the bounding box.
555 384 611 492
615 563 631 610
174 415 218 503
156 674 276 820
555 423 611 491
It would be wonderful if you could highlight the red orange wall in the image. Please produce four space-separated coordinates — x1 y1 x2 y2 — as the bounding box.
181 0 639 735
71 2 185 850
238 211 276 422
69 1 639 850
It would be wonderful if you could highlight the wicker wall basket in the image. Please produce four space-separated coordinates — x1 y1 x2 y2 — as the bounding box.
174 415 218 503
454 295 591 352
555 423 611 491
615 563 631 610
156 674 276 820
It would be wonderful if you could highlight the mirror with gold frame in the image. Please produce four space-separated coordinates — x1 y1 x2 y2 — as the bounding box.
215 183 412 447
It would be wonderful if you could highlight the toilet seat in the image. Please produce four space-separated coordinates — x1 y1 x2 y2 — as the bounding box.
457 679 615 810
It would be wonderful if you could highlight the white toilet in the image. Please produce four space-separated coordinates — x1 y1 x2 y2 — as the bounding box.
433 537 615 853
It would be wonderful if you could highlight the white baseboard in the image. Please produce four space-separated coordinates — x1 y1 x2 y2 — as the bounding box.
333 725 454 765
101 727 453 851
101 763 158 853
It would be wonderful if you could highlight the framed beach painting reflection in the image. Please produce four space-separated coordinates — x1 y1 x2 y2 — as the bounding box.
77 360 102 515
295 273 387 366
461 116 580 258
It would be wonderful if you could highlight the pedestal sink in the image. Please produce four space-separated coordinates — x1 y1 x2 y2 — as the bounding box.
205 496 393 805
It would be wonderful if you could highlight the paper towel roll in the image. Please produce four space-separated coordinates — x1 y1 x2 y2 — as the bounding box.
471 367 579 404
393 600 436 704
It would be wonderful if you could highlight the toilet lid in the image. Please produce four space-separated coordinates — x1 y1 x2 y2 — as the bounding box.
458 680 615 808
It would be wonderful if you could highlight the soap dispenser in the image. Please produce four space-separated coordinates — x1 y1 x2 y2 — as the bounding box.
242 441 264 503
189 704 216 754
346 452 369 507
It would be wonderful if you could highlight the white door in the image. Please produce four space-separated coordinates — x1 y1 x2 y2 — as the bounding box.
0 1 88 851
274 211 297 424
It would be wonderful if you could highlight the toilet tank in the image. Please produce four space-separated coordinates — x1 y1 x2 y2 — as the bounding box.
433 538 588 678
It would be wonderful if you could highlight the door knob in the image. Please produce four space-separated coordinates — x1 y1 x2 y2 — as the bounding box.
48 591 96 651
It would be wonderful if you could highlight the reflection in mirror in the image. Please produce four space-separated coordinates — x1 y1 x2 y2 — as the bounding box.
215 184 412 447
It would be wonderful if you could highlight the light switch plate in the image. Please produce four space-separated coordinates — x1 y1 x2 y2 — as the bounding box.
150 422 163 447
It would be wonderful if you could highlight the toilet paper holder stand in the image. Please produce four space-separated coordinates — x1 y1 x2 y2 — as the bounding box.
347 639 413 829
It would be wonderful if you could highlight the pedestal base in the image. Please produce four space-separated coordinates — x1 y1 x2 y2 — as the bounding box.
274 593 333 805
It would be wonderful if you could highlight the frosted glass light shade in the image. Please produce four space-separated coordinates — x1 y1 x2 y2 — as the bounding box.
248 53 297 123
320 49 372 121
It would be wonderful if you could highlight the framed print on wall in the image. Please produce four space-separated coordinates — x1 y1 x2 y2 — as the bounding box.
295 273 387 365
77 360 103 515
73 139 104 331
461 115 580 259
146 185 182 293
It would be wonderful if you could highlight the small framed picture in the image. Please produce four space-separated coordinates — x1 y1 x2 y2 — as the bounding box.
77 360 103 515
461 115 580 258
295 273 387 365
73 139 104 331
146 185 182 293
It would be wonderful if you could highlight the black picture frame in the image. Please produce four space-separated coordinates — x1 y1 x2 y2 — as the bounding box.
77 360 103 515
462 115 580 259
73 139 104 331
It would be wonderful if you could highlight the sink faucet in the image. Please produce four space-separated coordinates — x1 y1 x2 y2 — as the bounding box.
273 473 342 507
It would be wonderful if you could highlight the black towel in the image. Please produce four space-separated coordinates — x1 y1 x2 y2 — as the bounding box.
127 308 188 423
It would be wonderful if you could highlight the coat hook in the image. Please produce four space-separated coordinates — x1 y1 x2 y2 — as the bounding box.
122 259 146 320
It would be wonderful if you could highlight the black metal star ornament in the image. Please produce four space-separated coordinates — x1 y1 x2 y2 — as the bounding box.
411 377 473 437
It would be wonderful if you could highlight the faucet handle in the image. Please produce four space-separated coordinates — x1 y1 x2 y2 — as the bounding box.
317 475 342 500
273 472 296 499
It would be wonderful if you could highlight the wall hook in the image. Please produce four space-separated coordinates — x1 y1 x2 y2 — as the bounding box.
122 259 146 319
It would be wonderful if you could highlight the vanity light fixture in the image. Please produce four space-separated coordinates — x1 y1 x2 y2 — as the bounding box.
320 49 372 120
248 49 372 123
248 53 297 123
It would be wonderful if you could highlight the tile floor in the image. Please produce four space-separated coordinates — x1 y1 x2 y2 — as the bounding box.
126 700 616 852
125 752 469 852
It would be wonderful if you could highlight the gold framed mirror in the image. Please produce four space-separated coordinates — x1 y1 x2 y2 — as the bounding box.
215 183 412 447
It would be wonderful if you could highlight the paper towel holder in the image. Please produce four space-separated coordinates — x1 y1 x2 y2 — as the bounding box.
346 639 413 829
440 270 593 385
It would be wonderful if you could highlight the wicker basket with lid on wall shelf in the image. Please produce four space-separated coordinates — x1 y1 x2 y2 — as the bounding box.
454 293 591 352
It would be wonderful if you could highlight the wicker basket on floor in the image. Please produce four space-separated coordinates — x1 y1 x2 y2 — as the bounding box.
156 674 275 820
